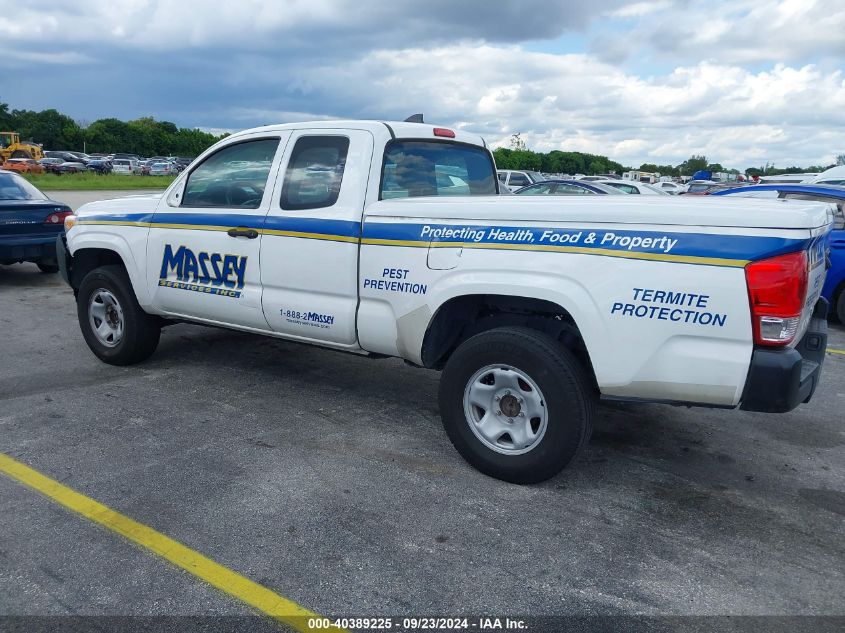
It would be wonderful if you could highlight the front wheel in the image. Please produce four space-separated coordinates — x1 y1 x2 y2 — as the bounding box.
77 265 161 365
439 327 595 484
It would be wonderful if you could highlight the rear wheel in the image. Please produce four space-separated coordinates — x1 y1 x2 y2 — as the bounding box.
836 289 845 323
439 326 595 484
77 265 160 365
36 262 59 273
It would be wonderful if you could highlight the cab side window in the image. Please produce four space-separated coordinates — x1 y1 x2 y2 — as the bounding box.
182 138 280 209
280 136 349 211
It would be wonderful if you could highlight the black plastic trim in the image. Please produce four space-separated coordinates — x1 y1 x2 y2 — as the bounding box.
740 298 828 413
380 122 396 140
56 234 71 286
599 395 735 410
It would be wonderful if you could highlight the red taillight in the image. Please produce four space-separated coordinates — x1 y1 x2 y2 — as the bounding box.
433 127 455 138
44 210 72 226
745 250 808 346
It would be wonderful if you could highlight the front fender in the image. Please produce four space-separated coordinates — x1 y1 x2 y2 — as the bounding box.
66 226 153 309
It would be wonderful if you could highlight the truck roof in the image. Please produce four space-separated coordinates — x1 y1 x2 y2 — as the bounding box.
225 120 487 148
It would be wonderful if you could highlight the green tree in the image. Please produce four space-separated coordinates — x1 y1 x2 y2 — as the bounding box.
509 132 526 151
678 155 709 175
0 102 13 130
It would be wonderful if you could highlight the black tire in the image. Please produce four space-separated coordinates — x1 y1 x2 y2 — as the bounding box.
77 265 160 365
836 289 845 324
439 326 595 484
36 262 59 273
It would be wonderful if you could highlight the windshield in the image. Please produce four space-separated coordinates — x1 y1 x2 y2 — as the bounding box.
590 182 627 194
526 171 545 183
687 183 713 192
0 171 48 200
380 141 496 199
642 183 670 195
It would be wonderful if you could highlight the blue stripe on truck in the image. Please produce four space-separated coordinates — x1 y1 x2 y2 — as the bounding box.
76 213 810 267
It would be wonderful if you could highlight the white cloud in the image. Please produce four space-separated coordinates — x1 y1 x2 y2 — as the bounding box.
623 0 845 65
288 45 845 167
0 1 624 50
609 1 674 19
0 1 843 168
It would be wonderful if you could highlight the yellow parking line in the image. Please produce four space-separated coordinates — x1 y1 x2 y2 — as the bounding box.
828 348 845 356
0 453 344 632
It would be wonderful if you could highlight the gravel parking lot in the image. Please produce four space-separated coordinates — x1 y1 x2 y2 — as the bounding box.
1 205 844 630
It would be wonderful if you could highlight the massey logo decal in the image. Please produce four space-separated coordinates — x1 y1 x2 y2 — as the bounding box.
159 244 247 298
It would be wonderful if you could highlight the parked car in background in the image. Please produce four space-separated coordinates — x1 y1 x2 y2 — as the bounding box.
497 169 546 191
2 158 45 174
66 151 91 163
807 166 845 186
44 150 88 164
149 162 178 176
87 158 113 175
710 183 845 321
0 170 73 273
683 180 720 194
174 157 194 171
39 157 64 174
112 153 141 162
55 161 87 174
112 158 140 175
514 180 625 195
654 181 687 194
597 179 669 195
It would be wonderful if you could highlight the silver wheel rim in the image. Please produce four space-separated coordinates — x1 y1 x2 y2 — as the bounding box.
88 288 124 347
462 364 548 455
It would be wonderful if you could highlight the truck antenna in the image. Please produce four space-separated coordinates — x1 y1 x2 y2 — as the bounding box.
404 114 425 123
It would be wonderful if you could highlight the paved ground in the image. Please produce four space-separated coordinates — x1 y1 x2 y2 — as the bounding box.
1 257 844 627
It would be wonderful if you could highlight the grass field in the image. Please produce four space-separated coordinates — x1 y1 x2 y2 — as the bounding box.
22 172 176 190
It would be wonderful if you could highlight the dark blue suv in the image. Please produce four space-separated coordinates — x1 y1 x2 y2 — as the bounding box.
712 184 845 321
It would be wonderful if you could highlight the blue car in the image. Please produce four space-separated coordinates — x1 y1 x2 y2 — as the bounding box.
514 179 625 195
0 170 73 273
711 183 845 321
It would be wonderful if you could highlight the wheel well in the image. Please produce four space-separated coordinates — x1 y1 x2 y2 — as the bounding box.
69 248 126 290
421 294 597 385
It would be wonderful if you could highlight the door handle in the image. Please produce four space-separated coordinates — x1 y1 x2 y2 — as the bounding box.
227 226 259 239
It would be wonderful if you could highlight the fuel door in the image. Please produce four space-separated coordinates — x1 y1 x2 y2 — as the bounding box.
427 240 462 270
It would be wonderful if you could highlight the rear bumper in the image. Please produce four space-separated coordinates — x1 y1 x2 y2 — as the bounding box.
0 235 59 264
740 298 828 413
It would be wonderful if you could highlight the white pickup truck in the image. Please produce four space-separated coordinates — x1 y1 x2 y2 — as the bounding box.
58 119 832 483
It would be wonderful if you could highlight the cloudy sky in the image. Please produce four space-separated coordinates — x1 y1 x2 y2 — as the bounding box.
1 0 843 169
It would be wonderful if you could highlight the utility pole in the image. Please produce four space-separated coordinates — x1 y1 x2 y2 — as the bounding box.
76 118 90 154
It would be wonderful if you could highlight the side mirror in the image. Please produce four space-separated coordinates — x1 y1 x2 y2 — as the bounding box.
166 178 186 207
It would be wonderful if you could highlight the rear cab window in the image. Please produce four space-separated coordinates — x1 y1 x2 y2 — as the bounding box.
380 141 496 199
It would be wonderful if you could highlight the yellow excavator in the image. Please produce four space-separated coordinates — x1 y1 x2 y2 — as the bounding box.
0 131 44 162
